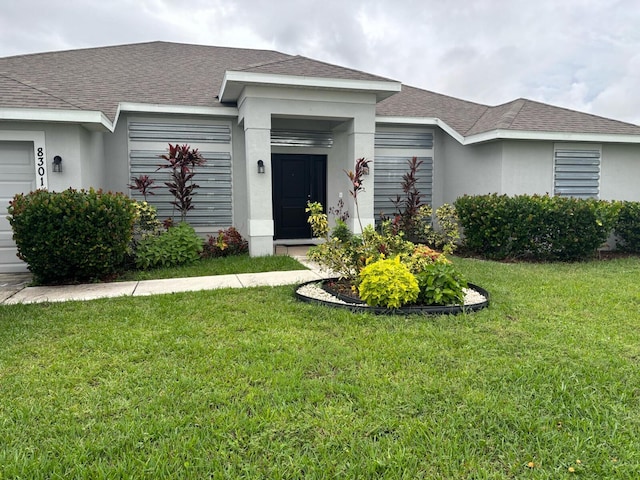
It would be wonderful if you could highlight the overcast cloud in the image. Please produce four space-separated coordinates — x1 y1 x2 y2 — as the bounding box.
1 0 639 124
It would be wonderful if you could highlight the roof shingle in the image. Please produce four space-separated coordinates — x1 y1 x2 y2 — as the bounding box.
1 41 639 137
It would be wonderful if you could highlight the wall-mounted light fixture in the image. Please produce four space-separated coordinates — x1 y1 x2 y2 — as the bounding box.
362 164 370 175
52 155 63 173
257 159 265 174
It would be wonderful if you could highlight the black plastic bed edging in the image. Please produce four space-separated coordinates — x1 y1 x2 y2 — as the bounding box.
295 278 490 315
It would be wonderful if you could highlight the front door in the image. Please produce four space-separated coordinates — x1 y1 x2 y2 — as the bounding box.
272 154 327 239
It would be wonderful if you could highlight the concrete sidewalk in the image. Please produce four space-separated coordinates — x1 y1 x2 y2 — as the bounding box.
1 250 331 306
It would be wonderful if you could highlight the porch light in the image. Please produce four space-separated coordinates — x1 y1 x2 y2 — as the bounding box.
52 155 63 173
257 159 265 174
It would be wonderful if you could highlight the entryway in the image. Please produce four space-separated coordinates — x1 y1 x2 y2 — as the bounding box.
272 153 327 239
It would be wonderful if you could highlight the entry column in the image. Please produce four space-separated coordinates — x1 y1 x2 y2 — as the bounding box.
241 105 274 256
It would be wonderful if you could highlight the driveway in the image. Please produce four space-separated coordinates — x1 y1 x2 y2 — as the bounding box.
0 273 32 302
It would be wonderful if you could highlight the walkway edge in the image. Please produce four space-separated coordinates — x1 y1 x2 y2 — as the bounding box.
2 261 333 305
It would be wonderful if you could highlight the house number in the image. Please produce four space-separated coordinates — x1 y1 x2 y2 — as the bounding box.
35 143 48 190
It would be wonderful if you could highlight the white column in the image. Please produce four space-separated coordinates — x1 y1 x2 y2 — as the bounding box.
346 113 376 233
240 100 274 256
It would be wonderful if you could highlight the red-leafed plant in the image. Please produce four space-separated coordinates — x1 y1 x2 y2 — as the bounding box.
128 174 158 201
390 156 424 241
344 157 371 233
157 144 206 222
201 227 249 258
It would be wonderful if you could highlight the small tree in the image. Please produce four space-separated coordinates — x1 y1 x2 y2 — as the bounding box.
344 157 371 234
157 144 206 222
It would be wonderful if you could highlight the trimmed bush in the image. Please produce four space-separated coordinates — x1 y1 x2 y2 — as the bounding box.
615 201 640 252
201 227 248 258
8 188 136 284
455 194 619 261
358 257 419 308
135 222 203 270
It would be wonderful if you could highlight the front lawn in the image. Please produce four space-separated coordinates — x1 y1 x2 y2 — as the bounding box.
1 257 639 478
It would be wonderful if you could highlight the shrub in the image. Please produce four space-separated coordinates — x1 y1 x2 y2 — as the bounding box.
615 201 640 252
308 220 415 282
358 256 419 308
157 144 206 222
201 227 248 258
403 245 446 274
132 201 164 241
389 156 424 241
415 261 467 306
135 222 203 270
455 193 619 261
8 188 136 284
306 201 329 239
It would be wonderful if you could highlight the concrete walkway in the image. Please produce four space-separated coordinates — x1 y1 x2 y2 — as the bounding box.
1 249 331 306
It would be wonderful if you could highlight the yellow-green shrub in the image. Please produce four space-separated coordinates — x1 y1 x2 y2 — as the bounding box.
358 257 419 308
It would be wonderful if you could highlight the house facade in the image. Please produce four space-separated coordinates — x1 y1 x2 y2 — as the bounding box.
1 41 640 272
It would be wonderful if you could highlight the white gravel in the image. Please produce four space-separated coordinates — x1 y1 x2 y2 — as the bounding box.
296 283 487 308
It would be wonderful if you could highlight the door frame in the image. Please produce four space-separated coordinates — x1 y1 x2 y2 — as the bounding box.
271 153 327 240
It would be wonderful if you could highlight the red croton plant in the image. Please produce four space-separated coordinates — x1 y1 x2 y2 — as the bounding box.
157 144 206 222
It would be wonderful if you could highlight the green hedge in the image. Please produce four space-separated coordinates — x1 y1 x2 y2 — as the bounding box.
8 188 136 283
454 194 619 261
615 201 640 253
135 222 203 270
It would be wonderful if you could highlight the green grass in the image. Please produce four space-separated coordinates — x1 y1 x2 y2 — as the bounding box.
116 254 305 281
2 257 640 478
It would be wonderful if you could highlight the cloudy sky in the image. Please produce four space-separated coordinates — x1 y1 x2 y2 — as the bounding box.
2 0 639 124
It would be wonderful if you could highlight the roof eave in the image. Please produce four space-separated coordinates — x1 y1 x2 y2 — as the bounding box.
375 115 466 144
463 129 640 145
376 116 640 145
0 107 113 132
220 71 402 103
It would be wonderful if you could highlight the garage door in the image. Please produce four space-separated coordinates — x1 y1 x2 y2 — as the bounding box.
0 141 36 273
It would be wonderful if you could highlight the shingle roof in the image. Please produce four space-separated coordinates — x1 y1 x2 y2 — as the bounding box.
238 55 394 82
378 87 640 136
376 85 490 134
0 74 81 110
473 98 640 136
0 41 291 121
1 41 639 137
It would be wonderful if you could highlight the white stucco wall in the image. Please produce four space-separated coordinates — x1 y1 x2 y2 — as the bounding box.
0 121 105 192
439 133 503 205
501 140 554 196
103 114 130 193
231 122 248 240
600 143 640 201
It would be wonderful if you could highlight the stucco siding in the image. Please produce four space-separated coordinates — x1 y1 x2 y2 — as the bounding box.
103 115 131 193
440 133 503 205
601 143 640 200
0 121 101 192
501 141 554 196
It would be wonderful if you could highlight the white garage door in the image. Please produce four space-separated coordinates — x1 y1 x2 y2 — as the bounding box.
0 141 36 273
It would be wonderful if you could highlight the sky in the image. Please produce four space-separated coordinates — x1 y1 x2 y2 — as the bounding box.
1 0 639 125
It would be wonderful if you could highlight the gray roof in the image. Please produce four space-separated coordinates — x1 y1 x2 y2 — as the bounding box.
238 55 394 82
1 41 639 137
0 41 291 121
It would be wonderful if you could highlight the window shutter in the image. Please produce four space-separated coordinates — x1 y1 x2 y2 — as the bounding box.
554 148 600 199
128 121 233 228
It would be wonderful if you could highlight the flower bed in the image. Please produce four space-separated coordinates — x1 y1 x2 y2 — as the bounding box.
296 278 489 315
